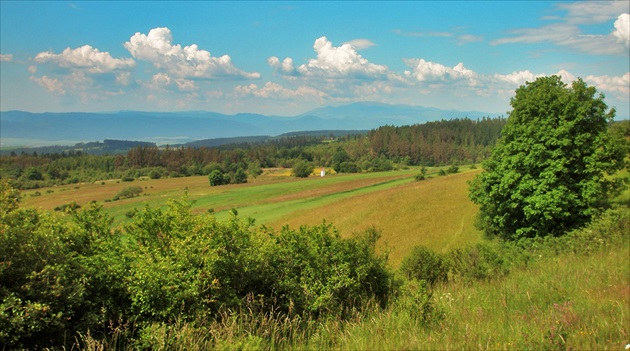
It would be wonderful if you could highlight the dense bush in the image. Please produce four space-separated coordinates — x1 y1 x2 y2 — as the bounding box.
0 183 122 348
233 168 248 184
447 241 509 282
121 175 135 182
208 169 228 186
149 169 162 179
53 201 81 212
265 225 391 317
0 182 394 349
446 164 459 174
414 166 428 181
399 246 448 287
114 185 143 200
337 161 361 173
292 160 312 178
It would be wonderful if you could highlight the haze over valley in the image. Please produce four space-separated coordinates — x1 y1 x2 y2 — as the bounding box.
0 102 497 147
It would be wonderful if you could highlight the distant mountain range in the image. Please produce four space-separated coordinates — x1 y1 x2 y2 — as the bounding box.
0 102 500 147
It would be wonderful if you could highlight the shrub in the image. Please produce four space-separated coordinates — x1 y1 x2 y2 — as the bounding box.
54 202 81 212
233 168 248 184
114 186 143 200
292 160 312 178
338 161 361 173
121 175 135 182
25 167 43 181
248 162 263 178
415 166 428 181
208 169 228 186
447 164 459 174
0 184 121 349
447 241 508 282
393 279 441 324
263 225 392 316
148 170 162 179
0 182 396 349
399 246 448 287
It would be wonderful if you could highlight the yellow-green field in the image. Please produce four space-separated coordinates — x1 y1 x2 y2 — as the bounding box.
20 166 482 267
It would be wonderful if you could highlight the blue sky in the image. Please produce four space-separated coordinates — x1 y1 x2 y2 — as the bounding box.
1 1 628 118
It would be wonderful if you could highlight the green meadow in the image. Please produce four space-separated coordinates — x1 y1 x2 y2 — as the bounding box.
22 166 482 266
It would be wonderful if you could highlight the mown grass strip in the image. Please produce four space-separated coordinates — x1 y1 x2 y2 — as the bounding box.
211 175 416 224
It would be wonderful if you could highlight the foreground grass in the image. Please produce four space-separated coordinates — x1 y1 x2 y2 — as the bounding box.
330 245 629 350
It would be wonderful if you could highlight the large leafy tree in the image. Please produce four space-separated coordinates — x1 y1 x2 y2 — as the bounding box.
469 76 626 240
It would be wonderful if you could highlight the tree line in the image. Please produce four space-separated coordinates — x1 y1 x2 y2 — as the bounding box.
2 117 506 189
368 117 506 165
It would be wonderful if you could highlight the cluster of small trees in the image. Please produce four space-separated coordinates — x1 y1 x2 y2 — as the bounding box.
208 168 249 186
0 181 391 349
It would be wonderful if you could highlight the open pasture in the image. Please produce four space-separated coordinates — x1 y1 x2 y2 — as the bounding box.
268 170 482 266
21 166 482 267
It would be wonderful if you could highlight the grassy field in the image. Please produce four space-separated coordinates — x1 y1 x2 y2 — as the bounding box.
267 169 482 265
301 238 630 350
21 166 482 267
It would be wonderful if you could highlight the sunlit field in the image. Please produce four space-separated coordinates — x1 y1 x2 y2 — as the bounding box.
21 166 482 267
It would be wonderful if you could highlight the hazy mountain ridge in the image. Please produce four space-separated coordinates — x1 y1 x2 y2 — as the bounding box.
0 102 500 147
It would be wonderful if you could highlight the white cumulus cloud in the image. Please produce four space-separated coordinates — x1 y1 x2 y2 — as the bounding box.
34 45 135 73
585 72 630 98
0 53 13 62
343 39 376 50
268 56 295 74
146 72 196 92
404 59 478 85
124 27 260 80
30 75 66 94
30 45 134 98
284 36 389 79
612 13 630 47
493 70 542 86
